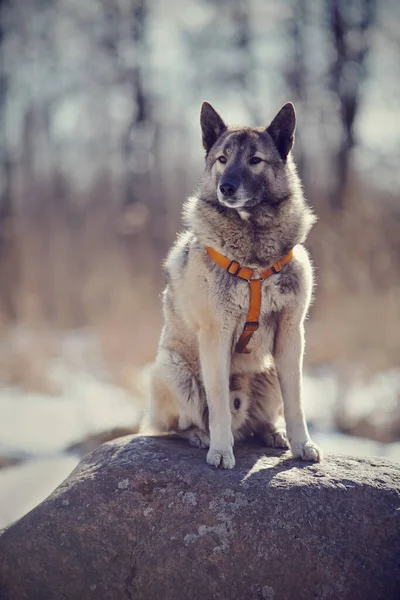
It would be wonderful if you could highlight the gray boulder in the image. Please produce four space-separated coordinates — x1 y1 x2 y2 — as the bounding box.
0 435 399 600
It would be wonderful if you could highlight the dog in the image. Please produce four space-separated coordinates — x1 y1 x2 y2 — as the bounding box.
145 101 322 468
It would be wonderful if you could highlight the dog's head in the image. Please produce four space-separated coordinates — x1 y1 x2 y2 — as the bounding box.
200 102 297 213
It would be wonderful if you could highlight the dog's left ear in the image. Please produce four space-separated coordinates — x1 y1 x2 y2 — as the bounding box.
200 102 227 154
267 103 296 160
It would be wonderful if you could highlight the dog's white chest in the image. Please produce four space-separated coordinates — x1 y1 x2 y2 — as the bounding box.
231 275 290 358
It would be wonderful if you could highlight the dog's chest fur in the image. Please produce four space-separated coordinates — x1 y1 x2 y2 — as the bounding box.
164 232 301 367
209 258 298 358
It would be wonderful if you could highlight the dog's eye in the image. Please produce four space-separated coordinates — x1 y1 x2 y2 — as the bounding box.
249 157 262 165
233 397 241 410
217 156 227 164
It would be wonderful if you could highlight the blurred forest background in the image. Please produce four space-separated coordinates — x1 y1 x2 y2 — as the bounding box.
1 0 400 525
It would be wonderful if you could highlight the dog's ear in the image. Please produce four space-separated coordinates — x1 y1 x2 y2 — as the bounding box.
267 103 296 160
200 102 227 153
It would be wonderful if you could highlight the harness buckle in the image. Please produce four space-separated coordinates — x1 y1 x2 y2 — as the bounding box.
244 321 259 333
272 261 282 274
227 260 241 276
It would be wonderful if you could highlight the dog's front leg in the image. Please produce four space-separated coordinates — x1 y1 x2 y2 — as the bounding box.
274 312 322 462
198 327 235 469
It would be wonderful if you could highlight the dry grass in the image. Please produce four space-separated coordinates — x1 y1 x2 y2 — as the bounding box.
307 178 400 372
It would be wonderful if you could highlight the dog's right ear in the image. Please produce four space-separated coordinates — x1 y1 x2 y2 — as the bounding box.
200 102 227 153
267 103 296 160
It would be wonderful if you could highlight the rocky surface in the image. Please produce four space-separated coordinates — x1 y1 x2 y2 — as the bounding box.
0 435 399 600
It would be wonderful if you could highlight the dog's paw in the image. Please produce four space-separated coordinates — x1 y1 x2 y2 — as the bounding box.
188 429 210 449
207 446 235 469
262 429 289 450
290 439 322 462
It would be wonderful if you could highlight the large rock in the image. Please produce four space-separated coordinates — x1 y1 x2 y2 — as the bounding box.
0 435 399 600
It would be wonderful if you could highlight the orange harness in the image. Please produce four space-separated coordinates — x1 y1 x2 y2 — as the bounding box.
206 246 294 354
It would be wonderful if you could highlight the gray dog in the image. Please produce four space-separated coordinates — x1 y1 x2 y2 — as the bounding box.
145 101 322 468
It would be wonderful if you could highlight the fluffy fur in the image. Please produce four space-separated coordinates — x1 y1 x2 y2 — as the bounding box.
144 101 322 468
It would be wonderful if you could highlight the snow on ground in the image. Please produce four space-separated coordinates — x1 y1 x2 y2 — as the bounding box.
0 329 399 529
0 359 144 528
0 330 146 457
0 375 141 456
303 366 400 434
0 455 80 530
312 430 400 462
0 329 148 528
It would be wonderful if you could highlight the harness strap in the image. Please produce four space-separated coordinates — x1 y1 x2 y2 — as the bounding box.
205 246 294 353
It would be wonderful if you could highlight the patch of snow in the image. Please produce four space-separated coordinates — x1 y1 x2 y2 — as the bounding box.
0 455 79 530
0 330 146 457
312 430 400 461
0 374 141 456
342 369 400 428
304 367 400 438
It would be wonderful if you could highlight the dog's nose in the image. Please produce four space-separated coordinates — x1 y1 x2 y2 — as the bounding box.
219 182 237 198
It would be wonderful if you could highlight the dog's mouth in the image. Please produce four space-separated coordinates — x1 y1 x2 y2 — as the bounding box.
217 192 259 211
219 198 244 209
